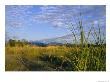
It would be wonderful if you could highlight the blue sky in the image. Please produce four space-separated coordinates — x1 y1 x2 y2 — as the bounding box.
5 5 106 41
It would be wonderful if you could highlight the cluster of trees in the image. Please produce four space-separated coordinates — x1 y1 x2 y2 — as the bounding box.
6 39 29 47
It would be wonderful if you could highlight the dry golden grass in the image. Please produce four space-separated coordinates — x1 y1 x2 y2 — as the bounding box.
5 45 106 71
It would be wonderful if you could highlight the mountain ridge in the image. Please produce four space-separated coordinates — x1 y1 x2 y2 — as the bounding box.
31 34 74 45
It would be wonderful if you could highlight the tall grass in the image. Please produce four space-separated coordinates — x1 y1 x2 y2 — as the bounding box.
5 45 106 71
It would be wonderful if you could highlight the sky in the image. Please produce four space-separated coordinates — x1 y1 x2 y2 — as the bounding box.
5 5 106 41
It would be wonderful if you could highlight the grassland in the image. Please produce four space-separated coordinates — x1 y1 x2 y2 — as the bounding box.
5 5 106 71
5 44 106 71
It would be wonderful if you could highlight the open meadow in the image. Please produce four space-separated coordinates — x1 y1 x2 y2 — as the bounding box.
5 44 106 71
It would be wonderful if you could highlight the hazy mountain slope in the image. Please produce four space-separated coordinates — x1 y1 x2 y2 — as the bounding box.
32 34 74 44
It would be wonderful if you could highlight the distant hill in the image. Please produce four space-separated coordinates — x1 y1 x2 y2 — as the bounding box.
30 34 74 46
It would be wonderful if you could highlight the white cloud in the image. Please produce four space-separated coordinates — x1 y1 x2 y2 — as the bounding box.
6 5 106 32
32 6 105 28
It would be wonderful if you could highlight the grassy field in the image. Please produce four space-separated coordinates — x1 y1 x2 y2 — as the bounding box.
5 5 106 71
5 45 106 71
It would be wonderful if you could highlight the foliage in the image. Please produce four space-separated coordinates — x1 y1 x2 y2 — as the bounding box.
6 39 30 47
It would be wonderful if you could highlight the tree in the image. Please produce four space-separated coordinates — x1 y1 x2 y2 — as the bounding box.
8 39 16 47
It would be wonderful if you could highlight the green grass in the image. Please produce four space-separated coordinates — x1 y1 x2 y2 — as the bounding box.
5 45 106 71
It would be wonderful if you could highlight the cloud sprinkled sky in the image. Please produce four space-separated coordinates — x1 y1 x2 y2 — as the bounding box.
5 5 106 41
